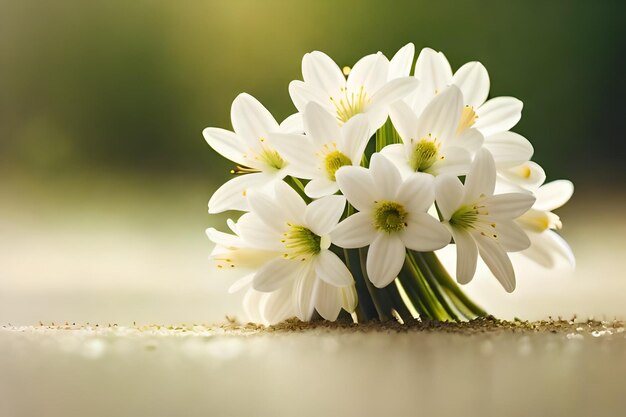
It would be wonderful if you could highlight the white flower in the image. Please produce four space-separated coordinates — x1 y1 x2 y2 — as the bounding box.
203 93 295 213
516 180 575 268
497 160 546 190
332 153 451 288
382 85 483 178
288 46 419 133
207 219 294 324
409 48 532 171
411 47 524 139
435 149 535 292
237 181 357 321
270 102 371 198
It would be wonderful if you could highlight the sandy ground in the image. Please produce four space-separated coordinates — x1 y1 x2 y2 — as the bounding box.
1 319 625 417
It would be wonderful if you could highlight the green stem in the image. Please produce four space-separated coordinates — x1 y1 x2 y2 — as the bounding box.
412 251 460 321
383 281 414 323
421 251 487 317
406 251 449 321
397 260 430 319
343 248 377 322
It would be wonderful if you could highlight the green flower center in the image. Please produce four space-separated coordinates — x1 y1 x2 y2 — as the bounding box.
259 148 286 171
324 150 352 181
409 139 440 172
373 201 408 233
281 225 321 261
450 205 479 229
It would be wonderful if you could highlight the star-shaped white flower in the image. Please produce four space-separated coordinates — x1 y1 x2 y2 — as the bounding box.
516 180 575 268
382 85 483 178
435 149 535 292
207 219 295 324
332 153 451 288
289 46 419 134
237 182 357 321
204 93 296 213
411 47 524 139
270 102 371 198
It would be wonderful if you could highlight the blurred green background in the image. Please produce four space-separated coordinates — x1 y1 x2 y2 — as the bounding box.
2 0 625 182
1 1 625 324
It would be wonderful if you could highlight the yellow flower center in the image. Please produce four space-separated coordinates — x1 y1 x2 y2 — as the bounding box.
450 204 479 229
373 201 408 233
324 150 352 181
456 105 477 135
330 86 370 123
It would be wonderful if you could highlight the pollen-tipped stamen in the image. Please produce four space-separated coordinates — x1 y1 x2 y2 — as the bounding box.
281 225 321 261
373 201 408 233
410 139 441 172
324 150 352 181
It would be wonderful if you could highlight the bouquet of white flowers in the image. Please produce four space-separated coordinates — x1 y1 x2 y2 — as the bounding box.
204 44 575 324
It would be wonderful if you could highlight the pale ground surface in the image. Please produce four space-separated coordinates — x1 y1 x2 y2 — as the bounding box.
1 320 625 417
0 174 625 416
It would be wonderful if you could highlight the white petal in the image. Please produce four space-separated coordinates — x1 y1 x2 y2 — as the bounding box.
450 227 478 284
401 213 451 251
341 113 371 163
246 189 285 231
279 113 304 134
414 47 453 97
237 213 283 251
416 85 463 143
231 93 279 146
474 233 516 292
388 43 415 79
206 227 241 248
463 148 496 204
302 51 345 96
303 101 341 145
242 289 265 323
314 280 342 321
369 153 401 200
494 220 531 252
454 127 484 151
268 133 318 179
484 131 534 168
543 230 576 268
369 77 420 116
293 263 317 320
388 100 419 144
499 161 546 190
341 285 358 312
262 286 296 324
366 234 406 288
203 127 248 166
304 178 339 198
208 172 270 213
274 181 308 222
534 180 574 211
433 146 472 177
331 212 377 248
395 173 435 212
484 193 535 219
452 62 490 108
305 195 346 236
335 166 377 212
380 143 411 178
347 53 388 95
521 231 556 268
474 97 523 137
434 174 465 221
228 273 254 294
253 258 301 292
289 80 329 113
314 250 353 287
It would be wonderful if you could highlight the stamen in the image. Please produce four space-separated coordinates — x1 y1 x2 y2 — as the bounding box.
373 201 408 233
330 85 370 123
409 139 440 172
456 105 477 135
282 225 321 260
